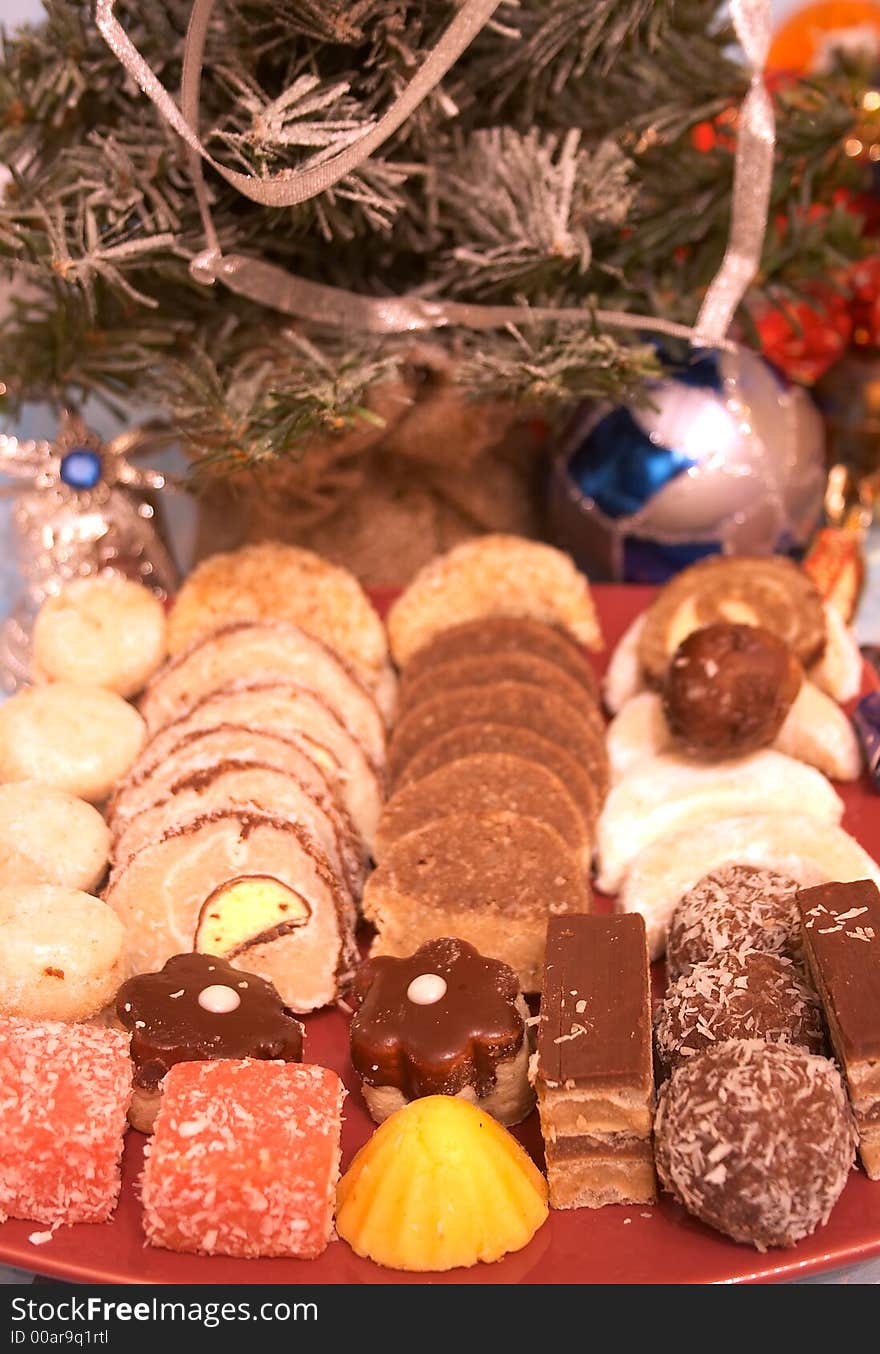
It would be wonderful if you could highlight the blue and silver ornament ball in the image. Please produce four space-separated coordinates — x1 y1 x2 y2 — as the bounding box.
548 346 826 583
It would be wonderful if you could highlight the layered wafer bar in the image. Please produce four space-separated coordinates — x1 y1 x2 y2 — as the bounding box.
797 879 880 1179
534 914 656 1208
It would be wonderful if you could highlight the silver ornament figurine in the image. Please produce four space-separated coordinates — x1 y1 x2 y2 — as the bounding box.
0 413 179 692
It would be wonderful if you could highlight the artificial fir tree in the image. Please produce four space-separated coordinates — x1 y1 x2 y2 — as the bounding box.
0 1 870 575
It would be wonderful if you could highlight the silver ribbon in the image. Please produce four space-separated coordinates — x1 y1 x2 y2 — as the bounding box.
96 0 774 349
693 0 775 346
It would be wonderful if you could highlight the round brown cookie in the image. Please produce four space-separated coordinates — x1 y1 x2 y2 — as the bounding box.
653 950 823 1081
387 535 602 667
662 623 802 759
398 723 598 834
654 1040 856 1249
375 753 591 871
401 617 599 700
388 681 608 796
666 864 802 981
363 810 591 992
399 653 601 728
638 555 827 688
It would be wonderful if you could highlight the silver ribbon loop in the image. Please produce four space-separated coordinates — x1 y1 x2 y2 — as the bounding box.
97 0 773 351
693 0 775 346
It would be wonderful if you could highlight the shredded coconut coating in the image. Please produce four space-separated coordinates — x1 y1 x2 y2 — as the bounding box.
666 865 802 980
654 950 824 1081
141 1060 346 1259
0 1017 131 1226
654 1040 856 1250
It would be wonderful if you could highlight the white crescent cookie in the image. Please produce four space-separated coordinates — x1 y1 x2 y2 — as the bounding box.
603 597 862 714
602 613 647 715
0 782 110 892
33 575 167 697
0 884 126 1022
617 813 880 960
607 692 670 782
809 602 862 703
773 680 862 781
0 682 146 804
607 684 861 785
596 750 844 894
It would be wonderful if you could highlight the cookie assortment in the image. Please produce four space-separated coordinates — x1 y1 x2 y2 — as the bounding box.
0 540 878 1273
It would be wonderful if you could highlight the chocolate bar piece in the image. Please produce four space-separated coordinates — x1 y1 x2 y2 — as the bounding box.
797 879 880 1179
535 914 656 1208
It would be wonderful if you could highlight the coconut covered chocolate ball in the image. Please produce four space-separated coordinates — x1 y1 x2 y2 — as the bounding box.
666 864 802 981
662 623 802 759
654 950 823 1081
654 1040 856 1249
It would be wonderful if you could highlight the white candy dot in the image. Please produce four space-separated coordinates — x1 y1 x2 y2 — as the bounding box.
406 973 447 1006
198 984 241 1014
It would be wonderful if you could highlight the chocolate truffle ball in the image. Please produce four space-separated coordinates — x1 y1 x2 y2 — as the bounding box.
666 864 802 981
654 1040 856 1249
662 622 802 758
654 950 823 1080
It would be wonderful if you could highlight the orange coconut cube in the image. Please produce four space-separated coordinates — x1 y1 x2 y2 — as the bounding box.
141 1060 346 1258
0 1017 131 1226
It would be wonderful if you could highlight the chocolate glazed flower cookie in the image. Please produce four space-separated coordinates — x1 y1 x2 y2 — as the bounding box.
349 937 534 1126
116 952 304 1133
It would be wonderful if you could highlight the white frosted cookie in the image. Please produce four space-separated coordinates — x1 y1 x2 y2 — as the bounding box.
597 750 844 894
33 575 167 697
602 613 647 715
617 813 880 960
0 885 126 1021
809 602 862 704
387 535 602 667
607 684 861 785
0 682 146 803
0 782 109 891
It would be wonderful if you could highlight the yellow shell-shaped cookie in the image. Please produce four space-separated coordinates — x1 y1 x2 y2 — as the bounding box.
336 1095 549 1271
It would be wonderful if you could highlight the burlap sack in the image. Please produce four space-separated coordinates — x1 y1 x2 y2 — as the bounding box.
191 352 546 586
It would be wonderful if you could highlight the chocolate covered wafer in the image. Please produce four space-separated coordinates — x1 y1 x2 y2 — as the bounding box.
797 879 880 1178
535 914 656 1209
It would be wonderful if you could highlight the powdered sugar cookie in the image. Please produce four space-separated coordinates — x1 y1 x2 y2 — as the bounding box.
0 885 126 1022
33 575 167 697
0 782 109 892
387 536 602 667
0 682 146 803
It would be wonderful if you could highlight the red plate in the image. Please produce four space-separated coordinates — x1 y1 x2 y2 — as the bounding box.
1 584 879 1285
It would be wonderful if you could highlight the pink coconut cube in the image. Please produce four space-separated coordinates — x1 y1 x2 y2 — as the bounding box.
141 1060 346 1258
0 1017 131 1226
